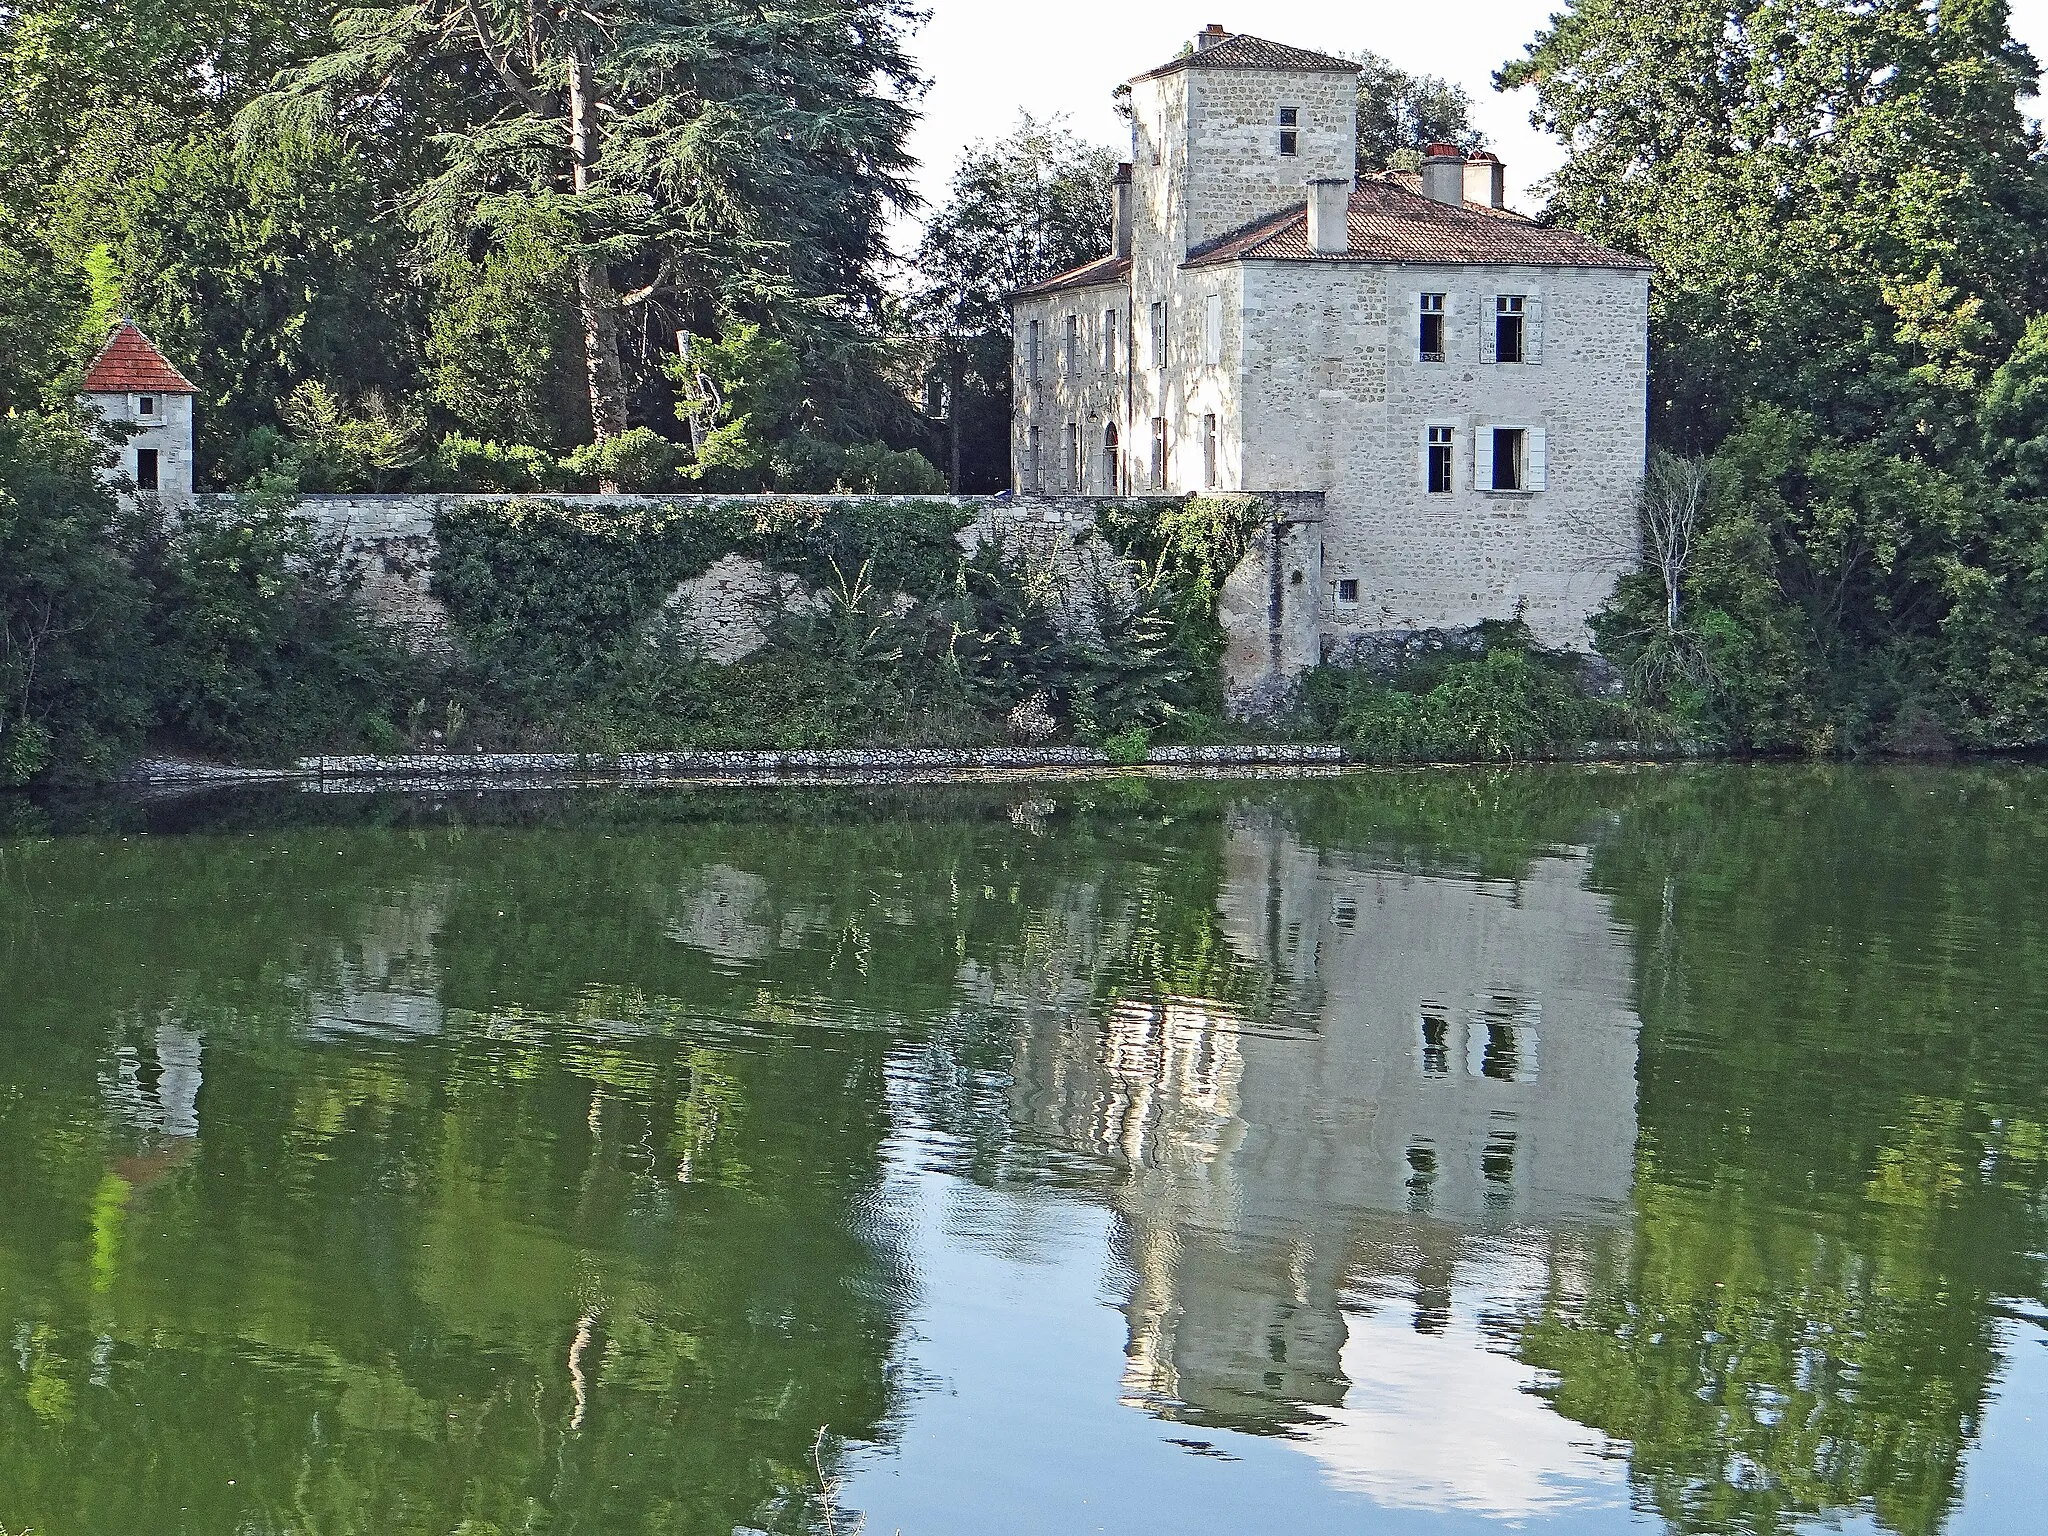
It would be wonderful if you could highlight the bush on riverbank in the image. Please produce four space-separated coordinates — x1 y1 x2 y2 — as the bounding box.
1295 625 1633 763
2 413 418 785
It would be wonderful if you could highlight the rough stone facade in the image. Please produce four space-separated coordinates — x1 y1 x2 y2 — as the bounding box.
1012 27 1651 662
86 389 197 502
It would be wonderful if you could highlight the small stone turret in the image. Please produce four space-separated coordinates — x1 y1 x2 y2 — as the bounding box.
81 321 198 500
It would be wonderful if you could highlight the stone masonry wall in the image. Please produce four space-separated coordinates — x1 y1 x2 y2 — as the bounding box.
260 492 1322 705
1239 261 1649 650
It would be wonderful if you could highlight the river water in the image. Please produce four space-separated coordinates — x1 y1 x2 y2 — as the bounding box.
1 766 2043 1536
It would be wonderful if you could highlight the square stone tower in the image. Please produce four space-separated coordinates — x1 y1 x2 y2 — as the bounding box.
81 321 199 500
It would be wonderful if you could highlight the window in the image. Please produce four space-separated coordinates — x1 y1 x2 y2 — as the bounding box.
1103 309 1119 373
1103 421 1120 492
1419 1011 1451 1076
1491 428 1525 491
1026 319 1042 383
1278 105 1299 156
1204 293 1223 366
1149 417 1167 490
1149 300 1167 369
1427 425 1454 494
1202 413 1218 488
1419 293 1445 362
1494 295 1525 363
137 394 157 418
1067 422 1081 491
1336 577 1360 605
1027 425 1041 493
135 447 160 492
1066 313 1080 377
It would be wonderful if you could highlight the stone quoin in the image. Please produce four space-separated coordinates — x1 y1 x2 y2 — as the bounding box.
1009 25 1653 659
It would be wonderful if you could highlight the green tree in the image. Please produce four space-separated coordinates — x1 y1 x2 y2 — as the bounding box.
1499 0 2048 452
1349 49 1483 173
911 115 1118 490
243 0 926 449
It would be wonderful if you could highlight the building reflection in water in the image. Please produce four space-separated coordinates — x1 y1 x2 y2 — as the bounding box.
1006 805 1640 1512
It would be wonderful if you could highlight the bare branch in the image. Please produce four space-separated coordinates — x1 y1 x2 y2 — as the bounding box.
463 0 553 115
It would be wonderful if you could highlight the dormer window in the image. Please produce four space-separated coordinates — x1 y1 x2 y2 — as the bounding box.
1278 106 1299 157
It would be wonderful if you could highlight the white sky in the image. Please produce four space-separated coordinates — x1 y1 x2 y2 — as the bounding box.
901 0 2048 223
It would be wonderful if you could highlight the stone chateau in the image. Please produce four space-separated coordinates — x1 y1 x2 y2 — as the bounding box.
1010 25 1652 652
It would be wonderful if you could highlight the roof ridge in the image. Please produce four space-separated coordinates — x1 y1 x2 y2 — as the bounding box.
1133 33 1361 83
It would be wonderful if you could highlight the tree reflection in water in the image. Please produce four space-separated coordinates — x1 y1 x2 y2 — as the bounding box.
0 768 2042 1535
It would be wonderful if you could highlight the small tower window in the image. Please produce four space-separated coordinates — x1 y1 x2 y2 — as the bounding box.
137 394 157 418
135 448 160 492
1336 577 1360 605
1278 106 1299 157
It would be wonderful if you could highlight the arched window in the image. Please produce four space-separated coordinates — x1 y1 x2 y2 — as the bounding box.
1102 421 1120 495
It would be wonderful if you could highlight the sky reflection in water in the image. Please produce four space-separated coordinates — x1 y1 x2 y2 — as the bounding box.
0 767 2043 1536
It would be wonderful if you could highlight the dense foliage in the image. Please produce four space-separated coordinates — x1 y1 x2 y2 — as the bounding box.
1507 0 2048 751
0 414 416 784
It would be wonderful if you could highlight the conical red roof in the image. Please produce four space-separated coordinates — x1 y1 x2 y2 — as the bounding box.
81 321 197 394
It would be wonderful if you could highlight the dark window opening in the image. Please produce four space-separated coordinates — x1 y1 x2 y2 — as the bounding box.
1419 293 1445 362
1150 417 1167 490
138 394 156 417
1492 428 1525 492
1150 300 1167 369
1278 106 1299 156
1483 1126 1517 1207
1482 1023 1521 1081
1405 1142 1437 1214
1428 426 1454 494
1495 295 1525 363
135 448 160 492
1202 413 1218 489
1420 1013 1450 1076
1336 578 1360 604
1103 421 1119 492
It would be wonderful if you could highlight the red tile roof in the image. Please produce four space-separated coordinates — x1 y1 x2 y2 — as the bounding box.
1011 254 1133 301
1134 33 1360 82
81 322 198 394
1185 175 1651 270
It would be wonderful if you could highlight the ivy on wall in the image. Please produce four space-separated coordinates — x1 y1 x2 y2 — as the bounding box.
431 497 974 680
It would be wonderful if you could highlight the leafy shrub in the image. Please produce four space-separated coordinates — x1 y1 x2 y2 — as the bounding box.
1102 727 1151 766
1301 637 1627 762
840 442 947 494
560 427 688 492
423 434 558 493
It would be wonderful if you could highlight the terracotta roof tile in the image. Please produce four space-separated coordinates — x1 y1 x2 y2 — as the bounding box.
81 322 198 394
1134 33 1360 82
1010 254 1133 301
1185 175 1652 271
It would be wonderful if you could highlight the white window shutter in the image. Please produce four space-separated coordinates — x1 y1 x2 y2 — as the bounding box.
1475 425 1495 491
1528 427 1548 491
1480 296 1497 363
1525 293 1545 364
1418 424 1431 489
1205 293 1223 365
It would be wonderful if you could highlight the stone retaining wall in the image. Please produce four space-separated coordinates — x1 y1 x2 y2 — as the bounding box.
213 490 1331 705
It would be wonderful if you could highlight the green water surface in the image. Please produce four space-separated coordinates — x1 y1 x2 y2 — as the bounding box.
1 766 2044 1535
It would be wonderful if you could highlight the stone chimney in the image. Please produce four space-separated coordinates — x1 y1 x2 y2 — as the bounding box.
1113 162 1133 258
1421 143 1466 207
1463 151 1506 210
1195 23 1227 51
1306 178 1351 255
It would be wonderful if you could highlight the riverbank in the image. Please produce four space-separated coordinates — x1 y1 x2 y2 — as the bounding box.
118 739 1709 790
